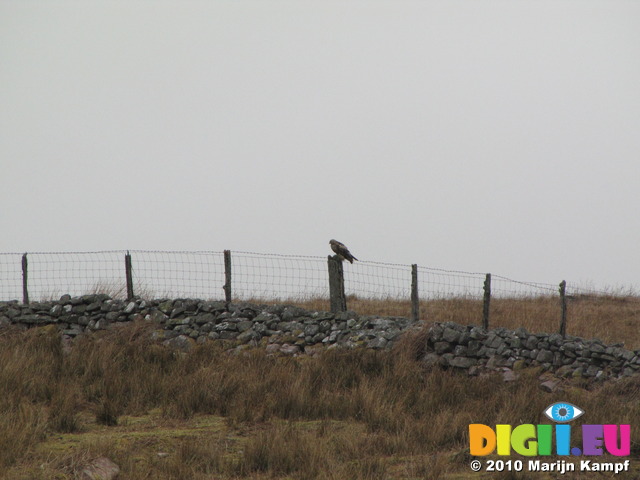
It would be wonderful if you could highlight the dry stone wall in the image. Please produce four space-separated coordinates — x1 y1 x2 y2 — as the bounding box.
0 294 414 354
2 294 639 381
425 322 640 381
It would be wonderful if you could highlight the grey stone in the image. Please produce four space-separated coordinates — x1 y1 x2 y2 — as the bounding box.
548 333 563 346
453 345 468 356
5 307 21 318
507 337 522 349
367 337 388 349
514 327 528 338
216 321 237 332
539 380 560 393
556 365 574 377
86 302 101 313
423 353 440 366
585 365 600 377
72 305 87 314
449 357 477 368
163 334 194 352
468 366 480 376
469 327 487 340
429 325 444 341
199 301 226 313
218 331 238 340
170 307 186 319
487 334 504 350
334 310 357 321
466 340 482 357
195 313 215 325
439 353 454 367
434 341 452 354
304 324 320 337
280 343 301 355
81 456 120 480
18 314 47 324
485 355 501 370
589 343 605 354
319 320 332 332
238 330 260 344
282 306 311 321
442 327 460 343
148 310 168 323
237 320 254 332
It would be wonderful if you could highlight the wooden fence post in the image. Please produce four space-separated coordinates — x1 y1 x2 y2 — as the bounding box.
328 255 346 313
482 273 491 329
559 280 567 337
22 253 29 305
125 251 134 300
411 264 419 322
223 250 232 303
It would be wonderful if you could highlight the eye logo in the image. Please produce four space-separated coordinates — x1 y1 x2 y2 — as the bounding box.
544 402 584 423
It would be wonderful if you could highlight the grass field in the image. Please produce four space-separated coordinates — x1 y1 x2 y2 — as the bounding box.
1 296 639 479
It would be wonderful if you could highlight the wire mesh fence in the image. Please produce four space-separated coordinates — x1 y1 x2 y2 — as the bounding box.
0 253 23 302
0 249 628 335
130 250 225 300
346 261 413 300
232 252 328 300
418 266 487 300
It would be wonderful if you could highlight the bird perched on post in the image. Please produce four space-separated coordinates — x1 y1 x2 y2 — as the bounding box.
329 239 358 263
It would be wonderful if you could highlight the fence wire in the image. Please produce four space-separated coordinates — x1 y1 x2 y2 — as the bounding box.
0 253 23 301
232 252 328 300
418 266 486 300
130 250 225 300
491 274 557 299
0 249 620 304
345 261 412 300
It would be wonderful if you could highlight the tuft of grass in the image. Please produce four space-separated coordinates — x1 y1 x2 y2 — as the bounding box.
48 381 83 433
233 422 322 478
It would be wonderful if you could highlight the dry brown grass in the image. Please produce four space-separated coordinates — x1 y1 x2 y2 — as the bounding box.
1 294 640 478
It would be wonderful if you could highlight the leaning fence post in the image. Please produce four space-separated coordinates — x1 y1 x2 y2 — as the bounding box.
482 273 491 329
22 253 29 304
411 264 419 322
328 255 346 313
124 251 134 300
223 250 232 303
559 280 567 337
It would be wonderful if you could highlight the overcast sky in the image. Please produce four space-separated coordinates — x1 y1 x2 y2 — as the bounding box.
1 1 639 290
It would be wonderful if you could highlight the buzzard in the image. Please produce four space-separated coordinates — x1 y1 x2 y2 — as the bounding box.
329 239 358 263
